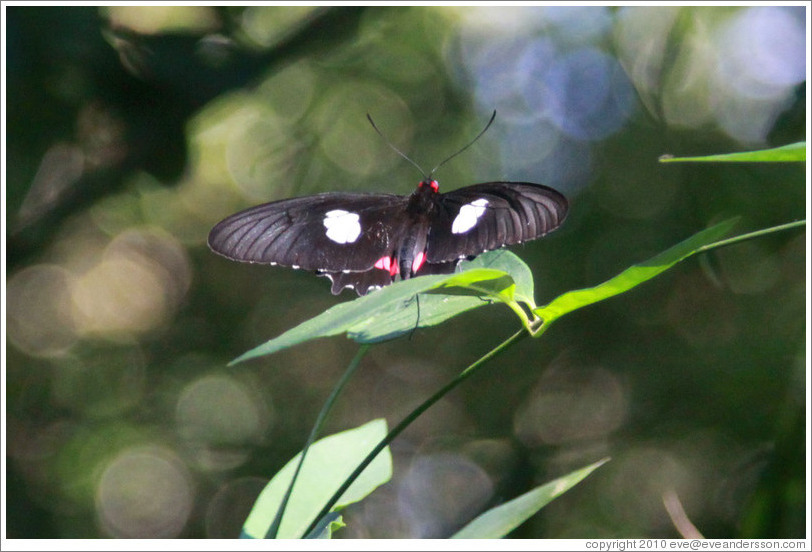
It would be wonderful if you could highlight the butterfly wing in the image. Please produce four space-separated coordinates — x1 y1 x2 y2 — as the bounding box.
208 192 409 280
208 182 567 295
318 268 395 295
426 182 568 263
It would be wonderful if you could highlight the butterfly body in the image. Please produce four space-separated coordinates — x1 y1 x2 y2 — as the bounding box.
208 178 568 295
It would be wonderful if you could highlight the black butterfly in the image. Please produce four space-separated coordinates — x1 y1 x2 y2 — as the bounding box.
208 115 568 295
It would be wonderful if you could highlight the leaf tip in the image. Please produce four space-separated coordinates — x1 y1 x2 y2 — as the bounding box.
227 354 249 367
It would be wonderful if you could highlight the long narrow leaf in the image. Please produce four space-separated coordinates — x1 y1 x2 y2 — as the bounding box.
452 458 609 539
659 141 805 163
534 219 738 325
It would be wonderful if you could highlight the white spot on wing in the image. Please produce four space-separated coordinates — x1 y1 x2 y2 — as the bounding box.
323 209 361 244
451 198 489 234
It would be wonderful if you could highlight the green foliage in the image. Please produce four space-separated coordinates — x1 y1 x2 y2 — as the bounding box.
452 458 609 539
241 419 392 539
231 250 532 364
659 141 806 163
304 512 344 539
232 218 743 365
237 216 803 539
236 206 803 538
533 218 739 331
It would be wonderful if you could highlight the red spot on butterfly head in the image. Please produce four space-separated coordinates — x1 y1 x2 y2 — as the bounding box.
419 180 439 193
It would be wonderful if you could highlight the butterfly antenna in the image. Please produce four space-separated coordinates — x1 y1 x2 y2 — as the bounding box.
428 110 496 178
367 114 428 179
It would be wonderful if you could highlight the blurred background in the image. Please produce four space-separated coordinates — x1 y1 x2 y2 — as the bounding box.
4 5 807 539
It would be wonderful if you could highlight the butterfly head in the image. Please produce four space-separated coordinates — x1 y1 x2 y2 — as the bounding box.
418 179 440 193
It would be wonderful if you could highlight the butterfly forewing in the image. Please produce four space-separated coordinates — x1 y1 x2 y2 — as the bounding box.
208 193 409 273
426 182 568 263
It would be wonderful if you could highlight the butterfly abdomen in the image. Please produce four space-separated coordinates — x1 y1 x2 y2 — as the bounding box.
396 221 430 278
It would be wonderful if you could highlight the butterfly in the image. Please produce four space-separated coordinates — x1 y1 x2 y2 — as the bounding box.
208 114 568 295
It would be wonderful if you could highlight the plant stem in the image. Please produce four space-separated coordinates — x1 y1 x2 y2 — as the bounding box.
698 219 805 254
302 327 528 537
267 344 370 539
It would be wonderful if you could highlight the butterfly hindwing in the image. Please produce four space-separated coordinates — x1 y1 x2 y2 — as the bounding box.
426 182 568 263
208 193 410 273
320 267 394 295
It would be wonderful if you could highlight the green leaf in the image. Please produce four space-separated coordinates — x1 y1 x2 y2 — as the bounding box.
452 458 609 539
534 218 738 326
442 249 535 306
242 419 392 539
659 141 805 163
232 250 534 363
